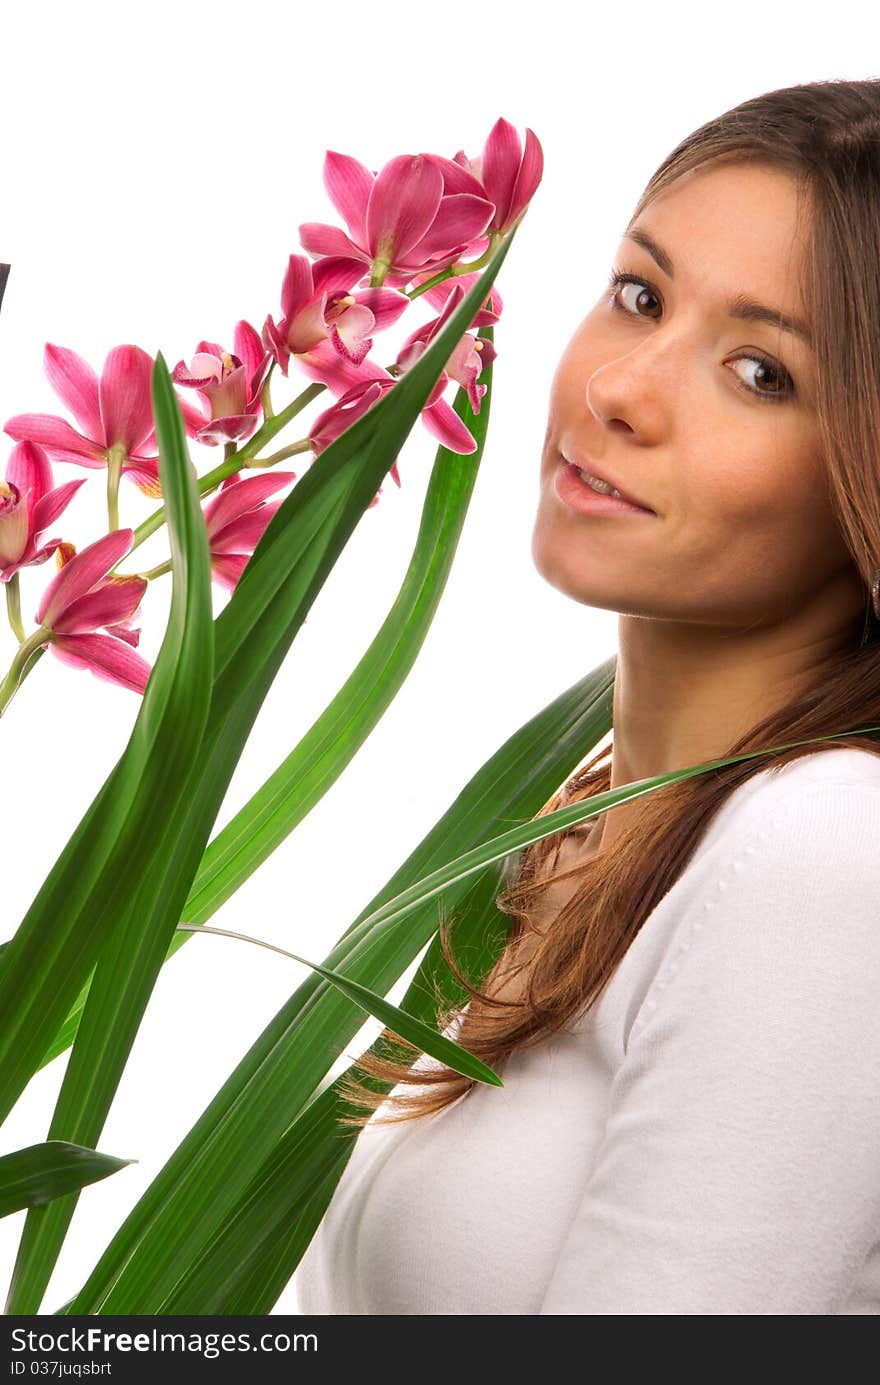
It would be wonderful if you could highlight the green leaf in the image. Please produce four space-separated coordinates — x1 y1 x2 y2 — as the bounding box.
64 655 616 1314
160 875 511 1314
3 357 216 1313
17 233 516 1312
176 922 502 1088
161 717 880 1313
37 323 498 1073
68 658 880 1313
0 1142 132 1219
0 353 214 1133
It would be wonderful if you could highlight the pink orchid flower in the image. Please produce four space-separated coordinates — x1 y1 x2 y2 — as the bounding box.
309 381 398 509
35 528 152 693
170 321 273 446
297 277 495 456
396 281 499 416
430 117 544 239
261 253 409 377
203 470 297 591
295 337 476 456
0 440 85 581
4 344 207 497
299 152 496 288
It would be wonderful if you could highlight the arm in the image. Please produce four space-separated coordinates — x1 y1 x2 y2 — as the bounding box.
539 780 880 1315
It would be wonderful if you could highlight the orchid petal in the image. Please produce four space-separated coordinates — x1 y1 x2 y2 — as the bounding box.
421 396 478 453
286 298 330 356
310 255 370 299
197 362 249 421
507 127 544 228
423 152 490 199
351 286 410 332
99 346 154 452
0 490 29 566
31 477 87 536
105 620 141 648
50 631 152 694
4 414 107 465
233 321 269 396
293 337 390 395
480 117 522 231
3 540 58 577
43 344 103 439
402 194 496 265
7 440 53 523
261 315 290 376
52 575 148 636
210 552 249 591
279 255 316 321
210 506 278 555
332 301 375 350
309 381 386 449
203 471 295 537
298 222 366 261
121 456 163 497
173 353 223 387
323 150 374 246
328 323 371 366
194 415 261 447
162 390 211 442
365 154 444 262
36 528 134 627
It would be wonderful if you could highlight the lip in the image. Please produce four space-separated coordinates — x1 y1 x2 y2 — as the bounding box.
560 448 655 514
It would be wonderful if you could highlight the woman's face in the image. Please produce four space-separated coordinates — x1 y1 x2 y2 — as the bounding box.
532 159 864 637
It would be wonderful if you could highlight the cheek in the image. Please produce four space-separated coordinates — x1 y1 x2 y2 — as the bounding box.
673 426 839 585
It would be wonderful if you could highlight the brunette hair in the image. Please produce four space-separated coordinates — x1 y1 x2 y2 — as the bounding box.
337 77 880 1127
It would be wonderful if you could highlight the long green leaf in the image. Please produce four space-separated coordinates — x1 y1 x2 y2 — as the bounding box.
159 716 880 1312
18 233 515 1313
0 353 214 1132
38 323 497 1072
0 1143 132 1219
176 923 502 1087
64 655 616 1313
4 357 216 1312
69 685 880 1312
161 874 512 1313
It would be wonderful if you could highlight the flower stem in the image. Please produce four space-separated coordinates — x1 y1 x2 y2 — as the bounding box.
405 230 505 304
244 437 312 469
5 573 25 643
0 629 48 717
106 444 125 531
140 558 172 581
261 369 275 419
116 381 326 565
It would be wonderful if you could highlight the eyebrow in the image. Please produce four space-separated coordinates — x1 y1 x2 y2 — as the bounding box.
624 226 813 348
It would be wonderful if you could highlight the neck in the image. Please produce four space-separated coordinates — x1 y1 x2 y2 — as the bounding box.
596 579 865 852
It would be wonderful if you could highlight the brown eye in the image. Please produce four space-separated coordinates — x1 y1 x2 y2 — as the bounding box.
606 267 796 406
614 277 662 318
728 354 793 402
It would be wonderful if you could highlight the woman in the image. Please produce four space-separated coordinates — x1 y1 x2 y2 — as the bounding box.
296 78 880 1315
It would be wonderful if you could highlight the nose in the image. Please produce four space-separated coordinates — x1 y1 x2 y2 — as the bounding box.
585 329 683 441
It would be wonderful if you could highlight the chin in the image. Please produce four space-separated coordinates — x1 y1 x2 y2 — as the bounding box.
531 525 592 604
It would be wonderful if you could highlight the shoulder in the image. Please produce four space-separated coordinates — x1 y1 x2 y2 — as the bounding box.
698 745 880 862
627 746 880 1053
677 744 880 980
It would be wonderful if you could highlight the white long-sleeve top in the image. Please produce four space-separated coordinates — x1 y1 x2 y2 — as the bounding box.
295 746 880 1315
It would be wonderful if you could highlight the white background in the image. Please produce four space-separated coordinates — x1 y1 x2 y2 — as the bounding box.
0 0 871 1315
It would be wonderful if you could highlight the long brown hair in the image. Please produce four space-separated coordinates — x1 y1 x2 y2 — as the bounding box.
337 77 880 1127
